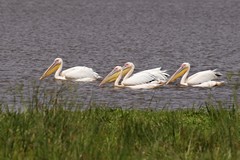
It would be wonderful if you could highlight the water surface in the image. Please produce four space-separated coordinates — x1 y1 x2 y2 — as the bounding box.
0 0 240 108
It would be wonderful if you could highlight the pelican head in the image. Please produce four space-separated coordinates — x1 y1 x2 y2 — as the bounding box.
99 63 132 86
99 66 122 86
166 62 190 84
40 58 62 80
121 61 134 75
122 62 134 70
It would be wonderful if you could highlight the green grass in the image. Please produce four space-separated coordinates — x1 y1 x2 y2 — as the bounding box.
0 104 240 160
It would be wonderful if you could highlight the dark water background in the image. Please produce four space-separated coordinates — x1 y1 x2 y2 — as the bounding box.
0 0 240 109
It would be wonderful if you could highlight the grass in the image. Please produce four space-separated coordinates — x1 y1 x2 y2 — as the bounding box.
0 103 240 159
0 72 239 159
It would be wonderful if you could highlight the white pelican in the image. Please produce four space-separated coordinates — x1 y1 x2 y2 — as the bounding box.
40 58 101 81
166 62 224 87
100 66 164 89
121 62 169 86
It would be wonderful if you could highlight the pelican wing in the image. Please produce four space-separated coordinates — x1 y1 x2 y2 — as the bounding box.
142 68 169 81
187 70 221 85
61 66 101 81
123 68 169 86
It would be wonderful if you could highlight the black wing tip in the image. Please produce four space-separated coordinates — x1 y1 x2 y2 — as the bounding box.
215 72 223 77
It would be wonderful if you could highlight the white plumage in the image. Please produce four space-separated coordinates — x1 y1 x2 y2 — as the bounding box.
61 66 101 81
113 66 165 89
40 58 101 81
121 62 169 86
167 62 224 87
99 62 168 89
186 69 221 85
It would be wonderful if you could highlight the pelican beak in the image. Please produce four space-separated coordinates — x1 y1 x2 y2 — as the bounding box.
166 65 188 84
99 65 131 86
99 68 121 86
39 61 61 80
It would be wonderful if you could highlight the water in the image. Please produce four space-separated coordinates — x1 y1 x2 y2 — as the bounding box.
0 0 240 109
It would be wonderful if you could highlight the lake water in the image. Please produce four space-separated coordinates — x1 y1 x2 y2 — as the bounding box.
0 0 240 109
